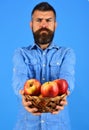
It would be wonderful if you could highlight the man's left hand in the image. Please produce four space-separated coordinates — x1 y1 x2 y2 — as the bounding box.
51 90 70 114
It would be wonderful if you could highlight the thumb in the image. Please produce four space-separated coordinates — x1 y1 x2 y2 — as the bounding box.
66 90 70 96
19 89 24 95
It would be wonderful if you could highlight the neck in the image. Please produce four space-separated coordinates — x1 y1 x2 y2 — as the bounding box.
38 43 50 50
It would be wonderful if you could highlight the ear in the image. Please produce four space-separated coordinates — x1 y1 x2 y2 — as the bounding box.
55 21 57 29
30 21 32 29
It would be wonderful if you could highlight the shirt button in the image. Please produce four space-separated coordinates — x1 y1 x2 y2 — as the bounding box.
43 52 46 55
43 64 46 67
41 120 45 123
42 78 45 81
57 62 60 65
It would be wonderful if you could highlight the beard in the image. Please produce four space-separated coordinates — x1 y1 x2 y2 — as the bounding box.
32 28 55 45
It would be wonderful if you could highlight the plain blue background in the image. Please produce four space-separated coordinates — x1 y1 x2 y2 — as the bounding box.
0 0 89 130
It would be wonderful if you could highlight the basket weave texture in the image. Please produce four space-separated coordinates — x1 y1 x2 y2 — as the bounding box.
25 94 66 113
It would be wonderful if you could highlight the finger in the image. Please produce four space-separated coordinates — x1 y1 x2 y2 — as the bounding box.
32 112 42 116
66 90 70 95
60 100 68 106
24 106 41 115
19 89 24 95
56 105 64 111
62 96 67 101
51 111 59 114
24 106 38 113
51 104 65 114
23 100 32 107
25 106 37 112
22 97 32 107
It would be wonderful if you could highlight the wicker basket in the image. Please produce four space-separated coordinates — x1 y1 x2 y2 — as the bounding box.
25 94 66 113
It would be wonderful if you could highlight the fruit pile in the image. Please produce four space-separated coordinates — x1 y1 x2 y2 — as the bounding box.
23 79 68 112
24 79 68 97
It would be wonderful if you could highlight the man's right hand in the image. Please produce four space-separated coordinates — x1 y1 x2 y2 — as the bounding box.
19 90 41 116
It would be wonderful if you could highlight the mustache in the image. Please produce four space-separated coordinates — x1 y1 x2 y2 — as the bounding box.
35 28 51 33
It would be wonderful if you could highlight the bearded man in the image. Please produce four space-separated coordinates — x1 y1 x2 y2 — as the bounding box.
13 2 76 130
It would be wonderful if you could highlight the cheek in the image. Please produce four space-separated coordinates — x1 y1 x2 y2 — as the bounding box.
48 27 55 32
48 24 56 31
32 25 40 32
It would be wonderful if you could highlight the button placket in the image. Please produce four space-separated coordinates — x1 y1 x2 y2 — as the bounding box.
42 51 46 82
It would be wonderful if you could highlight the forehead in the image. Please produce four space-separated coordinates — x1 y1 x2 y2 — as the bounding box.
32 10 55 19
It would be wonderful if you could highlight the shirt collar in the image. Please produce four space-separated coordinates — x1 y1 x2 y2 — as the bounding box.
30 42 59 50
48 42 59 50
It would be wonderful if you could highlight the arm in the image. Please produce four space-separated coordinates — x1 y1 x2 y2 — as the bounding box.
59 48 76 94
12 48 29 98
52 48 76 114
12 48 41 115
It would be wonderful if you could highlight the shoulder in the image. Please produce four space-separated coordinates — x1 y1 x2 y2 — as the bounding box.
56 46 75 56
13 45 32 55
56 46 76 63
59 46 76 63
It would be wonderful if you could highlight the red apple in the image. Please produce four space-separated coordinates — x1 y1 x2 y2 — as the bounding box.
24 79 41 96
54 79 68 95
41 81 59 97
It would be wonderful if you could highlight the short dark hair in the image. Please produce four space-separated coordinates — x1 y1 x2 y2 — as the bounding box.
31 2 56 19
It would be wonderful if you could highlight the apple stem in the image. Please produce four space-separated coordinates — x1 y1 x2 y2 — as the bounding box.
30 84 33 87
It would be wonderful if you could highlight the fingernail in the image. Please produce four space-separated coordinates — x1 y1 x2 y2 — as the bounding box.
34 108 38 111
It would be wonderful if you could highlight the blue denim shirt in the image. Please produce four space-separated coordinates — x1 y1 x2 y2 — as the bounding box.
12 42 76 130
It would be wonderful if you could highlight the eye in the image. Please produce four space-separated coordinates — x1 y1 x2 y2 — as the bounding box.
46 19 51 22
35 18 42 22
46 18 54 22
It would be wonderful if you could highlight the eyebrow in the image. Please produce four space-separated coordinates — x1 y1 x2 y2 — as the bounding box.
32 17 55 21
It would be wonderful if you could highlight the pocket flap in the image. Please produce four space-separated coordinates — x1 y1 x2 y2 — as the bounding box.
50 60 61 66
25 58 38 65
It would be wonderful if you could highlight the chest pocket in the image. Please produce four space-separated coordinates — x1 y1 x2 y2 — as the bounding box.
49 60 61 80
25 58 39 78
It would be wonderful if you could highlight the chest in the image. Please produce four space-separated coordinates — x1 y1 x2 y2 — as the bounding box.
24 49 65 81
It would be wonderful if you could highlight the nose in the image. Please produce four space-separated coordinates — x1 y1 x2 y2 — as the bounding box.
40 20 48 28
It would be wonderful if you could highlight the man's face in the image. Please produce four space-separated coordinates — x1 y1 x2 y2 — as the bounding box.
30 10 57 45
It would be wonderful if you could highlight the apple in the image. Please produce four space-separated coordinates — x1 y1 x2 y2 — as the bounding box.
41 81 59 97
24 79 41 96
54 79 68 95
